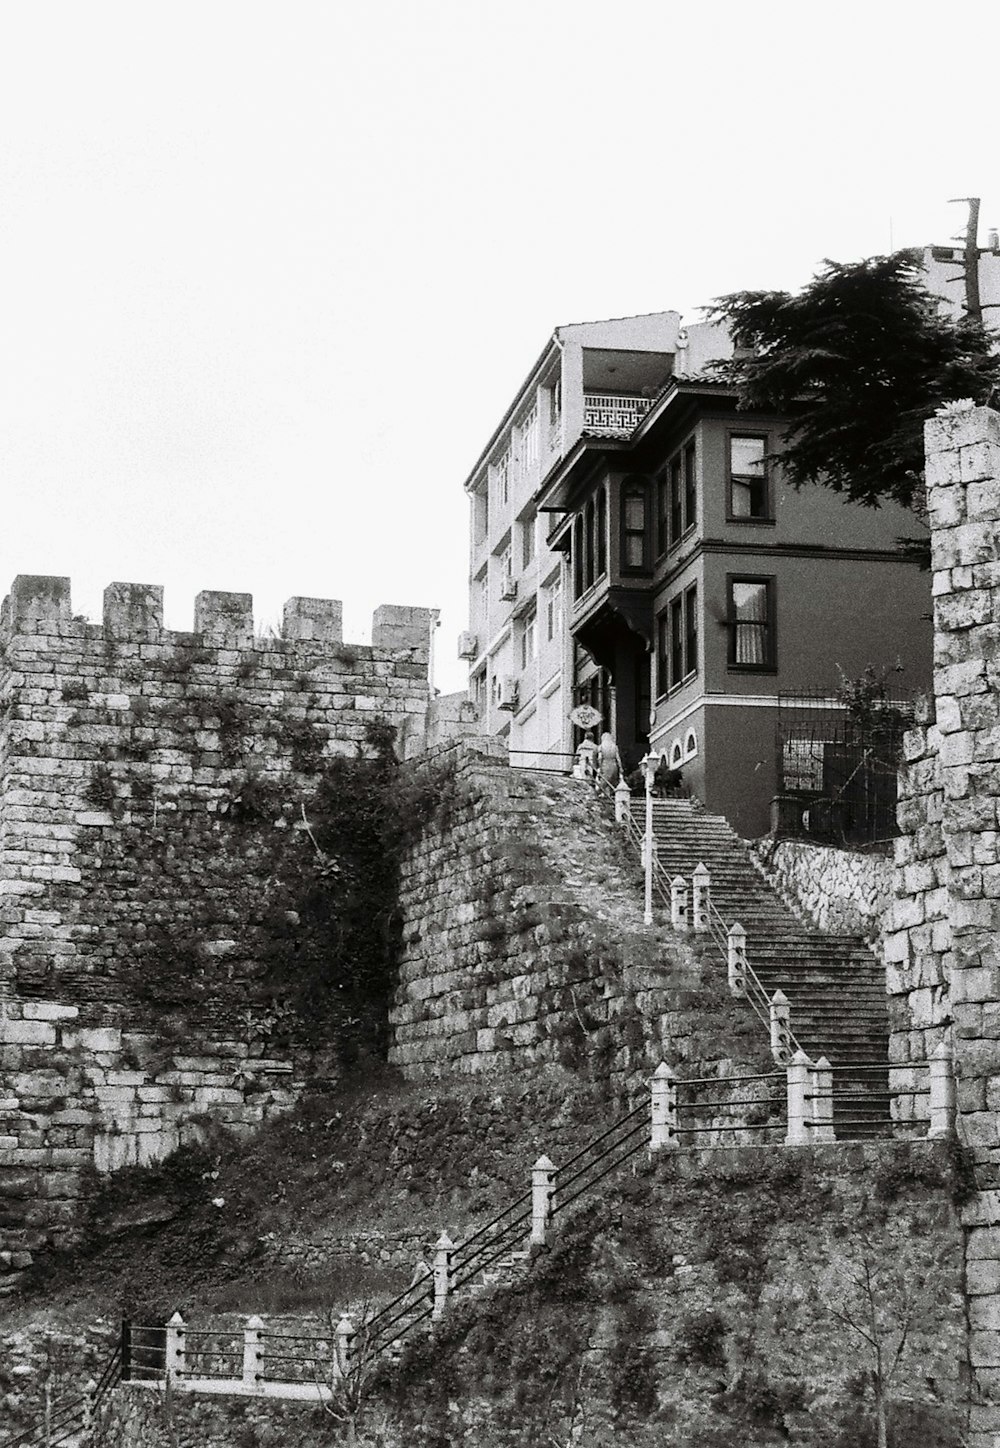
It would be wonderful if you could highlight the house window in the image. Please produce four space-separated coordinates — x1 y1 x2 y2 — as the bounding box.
596 485 607 577
728 435 769 520
656 468 669 557
519 403 539 471
499 545 513 597
657 612 670 695
573 516 584 599
499 451 512 508
474 486 489 544
684 443 697 531
669 458 682 544
684 583 698 677
544 576 562 642
670 596 684 687
521 512 536 569
621 480 648 571
520 612 537 672
584 499 596 589
727 575 776 669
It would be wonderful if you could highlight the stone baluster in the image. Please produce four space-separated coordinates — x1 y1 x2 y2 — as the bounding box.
242 1315 263 1389
812 1056 835 1144
433 1232 454 1319
770 990 791 1063
335 1314 355 1380
691 864 710 932
165 1311 186 1386
614 779 631 824
785 1050 812 1145
531 1155 557 1245
670 876 688 931
650 1062 678 1151
727 923 747 996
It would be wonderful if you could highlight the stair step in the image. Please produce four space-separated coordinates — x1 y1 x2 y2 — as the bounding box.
629 797 889 1091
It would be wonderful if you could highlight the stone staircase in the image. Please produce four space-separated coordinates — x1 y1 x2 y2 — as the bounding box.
635 799 890 1137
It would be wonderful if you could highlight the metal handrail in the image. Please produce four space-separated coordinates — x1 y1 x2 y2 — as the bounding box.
595 780 794 1051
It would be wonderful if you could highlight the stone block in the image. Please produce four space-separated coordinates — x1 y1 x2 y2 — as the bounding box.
22 1003 78 1022
968 1259 1000 1295
62 1027 121 1053
194 590 254 647
281 596 343 644
5 575 72 635
371 605 435 664
102 582 164 638
0 1020 56 1046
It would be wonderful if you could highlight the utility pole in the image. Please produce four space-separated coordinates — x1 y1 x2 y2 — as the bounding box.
948 196 983 324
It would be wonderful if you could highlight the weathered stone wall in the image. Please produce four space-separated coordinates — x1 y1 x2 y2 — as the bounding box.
0 574 434 1278
391 738 776 1092
883 712 951 1068
753 838 893 941
885 406 1000 1444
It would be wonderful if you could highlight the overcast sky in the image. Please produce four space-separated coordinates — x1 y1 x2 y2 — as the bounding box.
1 1 998 694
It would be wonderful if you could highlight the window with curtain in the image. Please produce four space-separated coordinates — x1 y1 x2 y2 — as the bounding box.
728 576 775 668
621 481 648 571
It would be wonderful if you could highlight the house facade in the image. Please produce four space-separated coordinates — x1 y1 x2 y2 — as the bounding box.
536 376 934 836
460 311 726 767
462 248 1000 834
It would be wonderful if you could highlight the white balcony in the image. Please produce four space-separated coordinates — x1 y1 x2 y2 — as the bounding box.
583 393 653 434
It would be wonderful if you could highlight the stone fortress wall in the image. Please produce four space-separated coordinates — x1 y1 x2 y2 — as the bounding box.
0 574 435 1282
881 406 1000 1443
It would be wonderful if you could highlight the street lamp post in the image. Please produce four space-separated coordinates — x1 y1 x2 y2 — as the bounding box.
640 751 658 925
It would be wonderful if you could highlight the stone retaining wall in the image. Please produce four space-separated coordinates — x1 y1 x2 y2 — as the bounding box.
391 738 777 1093
753 838 893 941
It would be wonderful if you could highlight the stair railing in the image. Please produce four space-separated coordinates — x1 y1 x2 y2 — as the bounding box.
704 896 803 1062
595 779 802 1065
2 1336 122 1448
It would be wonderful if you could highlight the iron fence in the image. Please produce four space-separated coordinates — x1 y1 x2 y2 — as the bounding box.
775 688 916 847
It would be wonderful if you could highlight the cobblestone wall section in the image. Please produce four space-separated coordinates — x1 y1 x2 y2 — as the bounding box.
0 575 434 1278
753 839 893 941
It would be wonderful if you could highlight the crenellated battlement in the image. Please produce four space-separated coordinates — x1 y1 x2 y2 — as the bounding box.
0 574 436 662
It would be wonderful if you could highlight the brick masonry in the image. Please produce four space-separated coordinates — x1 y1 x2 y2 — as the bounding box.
0 575 435 1279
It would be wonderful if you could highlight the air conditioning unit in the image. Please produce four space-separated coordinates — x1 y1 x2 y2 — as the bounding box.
500 577 518 602
498 676 519 711
457 631 478 660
